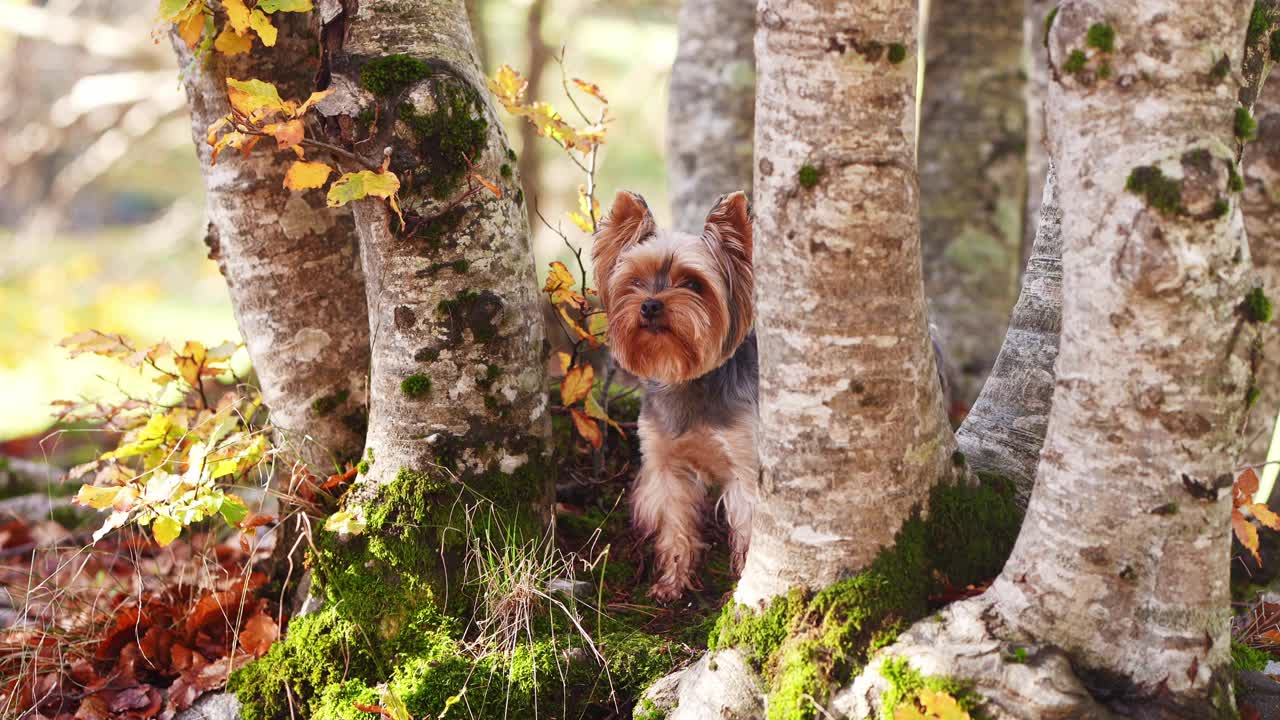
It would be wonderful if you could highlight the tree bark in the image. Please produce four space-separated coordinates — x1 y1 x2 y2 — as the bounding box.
317 0 552 523
1244 75 1280 459
954 162 1061 505
736 0 953 607
666 0 755 232
172 11 370 473
920 0 1027 410
1023 0 1055 255
516 0 549 208
986 1 1252 712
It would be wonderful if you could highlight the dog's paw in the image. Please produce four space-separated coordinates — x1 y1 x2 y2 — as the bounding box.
647 580 685 603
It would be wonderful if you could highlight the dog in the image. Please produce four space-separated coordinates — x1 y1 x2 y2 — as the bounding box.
592 189 757 602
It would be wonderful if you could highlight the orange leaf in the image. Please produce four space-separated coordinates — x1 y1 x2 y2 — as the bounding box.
544 261 575 293
1239 468 1261 506
1236 509 1262 564
354 703 393 717
238 612 279 656
570 408 603 449
572 78 609 104
177 9 206 48
1261 630 1280 648
558 305 600 348
1253 503 1280 531
561 364 594 406
471 172 503 198
265 118 305 149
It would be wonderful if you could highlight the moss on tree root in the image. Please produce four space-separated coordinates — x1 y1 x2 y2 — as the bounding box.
231 455 681 720
708 474 1021 720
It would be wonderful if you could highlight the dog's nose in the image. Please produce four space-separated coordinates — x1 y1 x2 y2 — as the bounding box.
640 298 664 319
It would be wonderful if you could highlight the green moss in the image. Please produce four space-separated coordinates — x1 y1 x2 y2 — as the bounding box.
798 164 821 189
312 389 350 416
1238 107 1259 142
1009 646 1028 664
400 373 432 399
709 476 1020 720
1042 6 1058 46
477 363 503 390
1234 640 1271 674
1249 3 1272 48
1097 61 1111 80
1062 49 1088 75
878 656 981 719
950 450 966 467
887 43 907 64
360 54 430 98
398 83 489 200
1125 165 1183 215
414 347 441 362
229 607 381 720
357 460 371 474
1086 23 1115 52
500 163 513 178
1211 198 1230 219
634 697 666 720
1246 287 1274 324
436 288 502 343
1272 30 1280 61
1249 385 1263 407
1230 163 1246 192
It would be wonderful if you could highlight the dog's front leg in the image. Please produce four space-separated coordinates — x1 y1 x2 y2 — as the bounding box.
631 459 707 602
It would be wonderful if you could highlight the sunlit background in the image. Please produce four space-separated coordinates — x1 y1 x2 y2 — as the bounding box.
0 0 678 444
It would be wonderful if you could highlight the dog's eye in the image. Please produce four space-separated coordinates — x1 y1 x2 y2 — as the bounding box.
630 278 645 288
679 279 702 293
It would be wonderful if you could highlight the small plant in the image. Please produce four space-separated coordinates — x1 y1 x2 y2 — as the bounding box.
1086 23 1115 53
1062 49 1088 75
1237 107 1259 142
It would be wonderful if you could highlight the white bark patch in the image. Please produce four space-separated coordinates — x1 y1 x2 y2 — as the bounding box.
280 195 335 240
289 328 331 363
790 524 847 545
499 452 528 474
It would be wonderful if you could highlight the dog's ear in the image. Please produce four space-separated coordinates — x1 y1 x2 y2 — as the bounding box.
593 190 655 304
704 191 754 353
702 191 752 266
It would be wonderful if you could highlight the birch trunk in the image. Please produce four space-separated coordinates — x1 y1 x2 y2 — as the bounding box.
920 0 1027 410
954 162 1061 505
987 1 1252 712
173 11 370 473
316 0 551 526
736 0 953 607
666 0 755 232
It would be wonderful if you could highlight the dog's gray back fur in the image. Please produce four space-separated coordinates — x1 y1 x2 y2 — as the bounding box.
641 332 758 436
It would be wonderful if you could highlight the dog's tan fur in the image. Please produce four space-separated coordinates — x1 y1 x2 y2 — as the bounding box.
593 190 757 601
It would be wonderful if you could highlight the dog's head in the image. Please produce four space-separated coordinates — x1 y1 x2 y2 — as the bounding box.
591 190 753 385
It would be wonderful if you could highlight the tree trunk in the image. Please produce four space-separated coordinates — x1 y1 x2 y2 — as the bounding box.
954 162 1061 505
315 0 552 576
173 12 370 473
1244 72 1280 459
1023 0 1055 255
920 0 1027 411
737 0 952 607
666 0 755 232
516 0 549 207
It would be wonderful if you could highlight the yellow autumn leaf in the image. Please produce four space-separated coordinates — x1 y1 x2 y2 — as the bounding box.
264 118 305 149
572 78 609 104
561 363 594 406
556 351 572 375
223 0 252 34
488 64 528 110
1236 508 1262 564
558 305 601 348
257 0 313 11
249 10 278 47
284 160 333 190
152 515 182 547
570 408 603 449
175 340 208 387
226 78 287 117
214 28 253 56
587 311 608 339
326 170 404 224
1253 502 1280 532
585 391 625 437
544 261 575 293
177 8 206 48
75 484 122 511
325 507 366 536
297 89 335 115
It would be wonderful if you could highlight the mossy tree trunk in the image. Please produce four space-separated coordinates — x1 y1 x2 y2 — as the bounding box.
666 0 755 232
172 10 370 473
737 0 953 609
841 3 1257 717
313 0 553 578
920 0 1027 411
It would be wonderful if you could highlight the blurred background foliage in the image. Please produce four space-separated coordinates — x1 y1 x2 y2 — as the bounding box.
0 0 678 443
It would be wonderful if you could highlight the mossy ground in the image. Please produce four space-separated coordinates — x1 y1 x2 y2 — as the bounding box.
708 474 1021 720
231 383 727 720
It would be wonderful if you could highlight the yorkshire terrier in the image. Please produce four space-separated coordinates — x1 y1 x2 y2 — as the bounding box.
592 189 757 602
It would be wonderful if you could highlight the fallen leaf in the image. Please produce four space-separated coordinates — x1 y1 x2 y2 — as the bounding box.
238 612 279 656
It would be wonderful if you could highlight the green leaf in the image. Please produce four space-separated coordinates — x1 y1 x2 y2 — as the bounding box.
226 78 287 116
219 495 250 526
326 170 401 207
159 0 197 20
258 0 313 11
